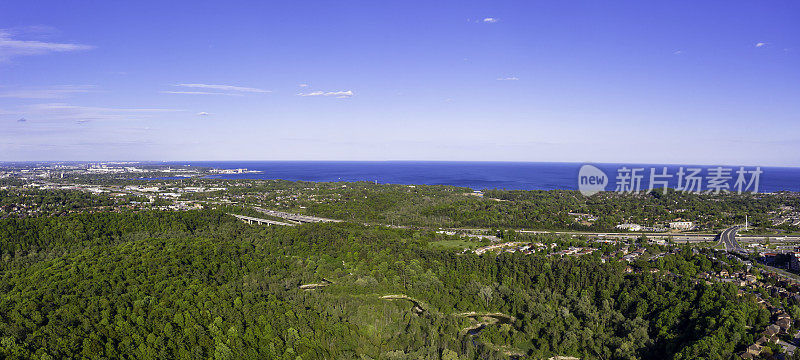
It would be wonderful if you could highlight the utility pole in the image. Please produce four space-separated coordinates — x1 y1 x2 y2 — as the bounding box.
745 214 748 231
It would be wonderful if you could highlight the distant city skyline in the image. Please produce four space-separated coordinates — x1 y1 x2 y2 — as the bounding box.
1 1 798 166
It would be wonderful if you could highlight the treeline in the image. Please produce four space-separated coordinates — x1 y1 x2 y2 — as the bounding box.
34 176 791 232
290 186 783 231
185 178 788 231
0 210 235 271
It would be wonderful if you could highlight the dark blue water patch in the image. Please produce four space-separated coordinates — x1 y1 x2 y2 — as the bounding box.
138 176 192 180
161 161 800 192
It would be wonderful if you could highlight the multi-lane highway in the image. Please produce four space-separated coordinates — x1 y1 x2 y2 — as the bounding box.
718 225 744 252
253 207 342 224
228 213 296 226
236 208 782 255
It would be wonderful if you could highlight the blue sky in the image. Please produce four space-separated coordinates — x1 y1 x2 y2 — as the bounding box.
1 1 798 165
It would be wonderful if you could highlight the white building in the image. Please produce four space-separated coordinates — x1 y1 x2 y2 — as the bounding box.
616 223 642 231
669 221 694 230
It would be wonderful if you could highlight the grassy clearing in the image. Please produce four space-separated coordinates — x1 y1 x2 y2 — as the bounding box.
429 239 480 250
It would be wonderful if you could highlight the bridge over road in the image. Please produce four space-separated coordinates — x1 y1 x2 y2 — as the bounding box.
228 213 297 226
253 207 342 224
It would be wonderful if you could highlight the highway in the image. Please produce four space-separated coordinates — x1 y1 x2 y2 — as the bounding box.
236 207 791 254
228 213 297 226
253 207 342 224
718 225 744 252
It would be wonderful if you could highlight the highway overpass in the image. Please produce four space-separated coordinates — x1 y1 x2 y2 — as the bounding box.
228 213 296 226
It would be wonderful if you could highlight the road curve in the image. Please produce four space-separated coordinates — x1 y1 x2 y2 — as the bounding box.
718 225 744 253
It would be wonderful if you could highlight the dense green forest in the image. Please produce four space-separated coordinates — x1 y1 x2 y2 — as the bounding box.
0 210 774 359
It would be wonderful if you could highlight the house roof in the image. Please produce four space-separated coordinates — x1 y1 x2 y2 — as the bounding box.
764 324 781 336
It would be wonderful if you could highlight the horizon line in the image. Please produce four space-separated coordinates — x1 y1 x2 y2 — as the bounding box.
1 159 798 168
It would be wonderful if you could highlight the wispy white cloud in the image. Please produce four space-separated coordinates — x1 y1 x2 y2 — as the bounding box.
483 18 498 23
9 25 60 38
755 42 766 48
0 30 93 60
31 103 181 113
13 103 183 124
299 83 309 87
175 83 270 93
496 76 519 81
0 85 96 99
673 50 683 55
161 91 243 96
298 90 354 98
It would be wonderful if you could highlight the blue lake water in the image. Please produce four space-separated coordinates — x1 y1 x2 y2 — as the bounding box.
164 161 800 193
